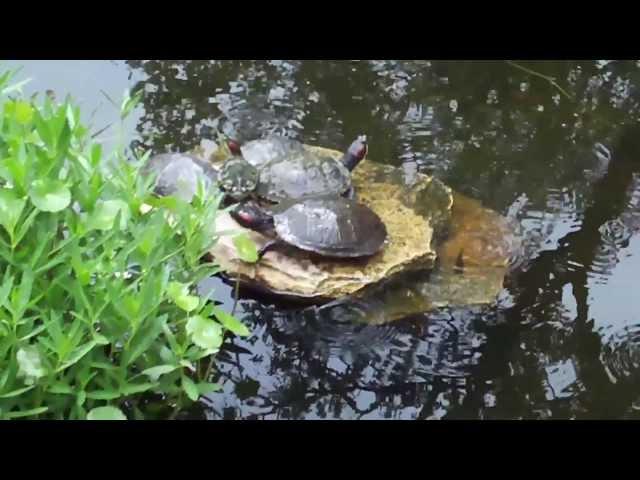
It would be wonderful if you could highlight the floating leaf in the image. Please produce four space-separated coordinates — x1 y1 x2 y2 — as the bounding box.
29 179 71 212
213 306 250 337
87 406 127 420
186 315 223 350
233 233 259 263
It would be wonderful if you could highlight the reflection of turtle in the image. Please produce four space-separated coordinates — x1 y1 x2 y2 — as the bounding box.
219 135 368 203
144 153 219 202
230 197 387 259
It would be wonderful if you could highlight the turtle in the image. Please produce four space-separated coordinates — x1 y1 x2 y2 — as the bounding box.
230 197 388 259
144 152 219 202
219 134 368 204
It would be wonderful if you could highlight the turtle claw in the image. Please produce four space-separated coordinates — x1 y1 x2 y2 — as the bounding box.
343 187 356 200
258 239 281 259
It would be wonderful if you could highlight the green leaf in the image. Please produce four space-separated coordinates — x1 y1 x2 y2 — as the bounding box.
13 207 39 246
213 306 250 337
49 382 74 395
65 103 76 131
181 375 199 402
120 382 156 396
232 233 259 263
89 199 130 231
86 389 121 400
90 143 102 167
87 406 127 420
141 365 178 382
1 77 31 96
179 359 195 371
186 315 223 350
93 333 110 346
12 269 34 319
123 314 166 367
197 382 221 395
14 101 33 124
167 281 199 312
120 89 142 119
57 341 97 372
0 188 26 237
0 270 14 309
29 179 71 212
5 406 48 419
0 385 35 398
18 323 46 341
32 108 53 147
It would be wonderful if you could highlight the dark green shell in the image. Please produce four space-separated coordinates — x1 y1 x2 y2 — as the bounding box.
230 136 353 203
273 198 387 257
256 151 352 203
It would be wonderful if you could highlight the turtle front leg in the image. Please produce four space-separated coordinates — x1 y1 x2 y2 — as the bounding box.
257 239 284 259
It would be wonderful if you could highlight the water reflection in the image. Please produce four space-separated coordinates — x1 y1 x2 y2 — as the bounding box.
120 60 640 419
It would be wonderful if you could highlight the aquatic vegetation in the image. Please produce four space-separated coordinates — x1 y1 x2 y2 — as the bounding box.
0 68 248 420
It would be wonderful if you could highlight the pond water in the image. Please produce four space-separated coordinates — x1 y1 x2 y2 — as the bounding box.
10 59 640 419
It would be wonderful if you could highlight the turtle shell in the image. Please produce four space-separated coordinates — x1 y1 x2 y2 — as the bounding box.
257 150 352 203
241 136 306 168
228 136 352 203
273 197 387 257
145 153 218 202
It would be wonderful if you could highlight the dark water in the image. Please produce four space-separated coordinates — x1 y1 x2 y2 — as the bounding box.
11 59 640 419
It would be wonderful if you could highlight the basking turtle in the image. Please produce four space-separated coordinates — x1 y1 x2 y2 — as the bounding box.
230 197 387 259
144 153 219 202
220 134 368 203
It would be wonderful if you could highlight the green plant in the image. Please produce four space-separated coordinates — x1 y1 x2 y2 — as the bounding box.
0 68 249 419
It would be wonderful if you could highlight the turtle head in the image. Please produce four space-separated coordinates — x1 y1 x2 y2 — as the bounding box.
219 155 258 201
342 135 368 171
231 202 274 231
216 129 243 158
226 137 242 156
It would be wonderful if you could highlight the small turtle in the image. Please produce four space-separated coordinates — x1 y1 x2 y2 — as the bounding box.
230 197 387 259
144 153 219 202
220 134 368 203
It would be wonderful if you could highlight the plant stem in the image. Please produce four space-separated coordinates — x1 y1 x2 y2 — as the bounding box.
506 60 574 101
168 394 183 420
231 278 240 316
